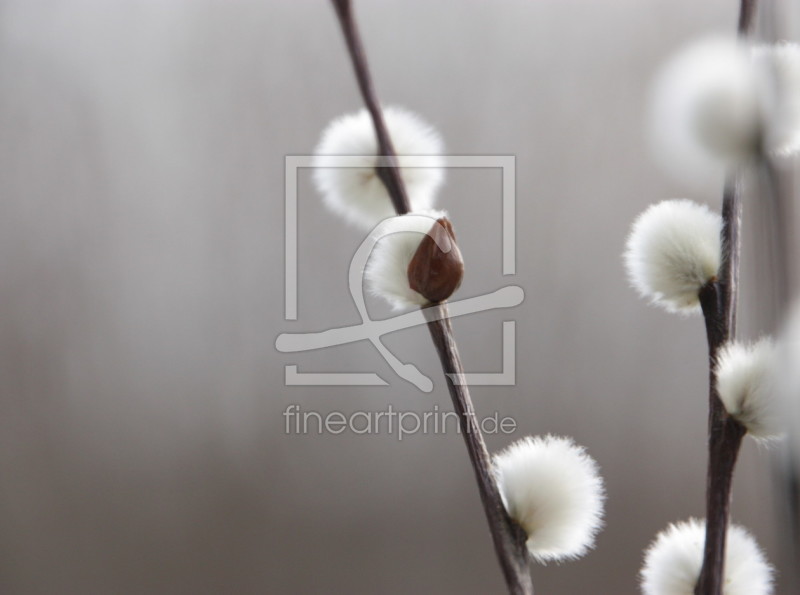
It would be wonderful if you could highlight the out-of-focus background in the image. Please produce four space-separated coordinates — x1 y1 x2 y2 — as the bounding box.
1 1 798 593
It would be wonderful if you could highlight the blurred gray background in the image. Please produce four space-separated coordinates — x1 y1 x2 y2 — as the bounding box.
1 1 798 593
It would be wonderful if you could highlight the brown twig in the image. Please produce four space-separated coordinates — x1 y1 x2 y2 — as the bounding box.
426 306 533 594
695 1 759 590
329 0 411 216
695 272 746 595
327 1 533 592
737 0 757 34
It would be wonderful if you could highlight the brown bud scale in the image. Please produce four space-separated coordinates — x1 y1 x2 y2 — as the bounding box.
407 217 464 304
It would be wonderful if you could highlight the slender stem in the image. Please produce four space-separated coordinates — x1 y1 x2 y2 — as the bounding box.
695 280 746 595
329 0 411 215
719 175 743 337
737 0 757 34
327 1 532 592
426 306 533 594
694 0 759 589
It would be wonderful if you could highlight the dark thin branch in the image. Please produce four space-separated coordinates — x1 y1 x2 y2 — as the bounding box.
329 0 411 215
327 1 532 592
426 306 533 595
695 281 747 595
719 175 743 337
694 0 760 590
737 0 757 35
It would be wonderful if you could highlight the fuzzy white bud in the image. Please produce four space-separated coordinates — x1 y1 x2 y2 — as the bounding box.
753 42 800 156
640 518 773 595
648 38 800 188
313 107 445 229
716 339 782 441
648 37 761 187
364 211 462 310
624 199 722 314
493 435 605 563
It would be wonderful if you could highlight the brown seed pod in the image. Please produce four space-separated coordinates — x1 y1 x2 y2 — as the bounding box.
407 217 464 304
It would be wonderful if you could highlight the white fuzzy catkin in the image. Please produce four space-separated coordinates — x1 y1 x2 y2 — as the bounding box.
313 107 444 229
716 339 782 441
364 210 447 310
493 435 605 563
648 37 761 187
640 518 773 595
624 199 722 314
648 38 800 188
753 42 800 156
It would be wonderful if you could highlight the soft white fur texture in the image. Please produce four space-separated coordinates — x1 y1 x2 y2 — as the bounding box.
716 339 781 441
624 199 722 314
753 42 800 156
313 107 444 229
364 210 447 310
648 37 761 188
640 518 773 595
493 435 605 563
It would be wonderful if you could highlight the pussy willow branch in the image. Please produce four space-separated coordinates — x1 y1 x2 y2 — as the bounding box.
328 1 533 593
695 180 747 595
426 306 533 594
329 0 410 216
695 2 758 593
737 0 757 34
